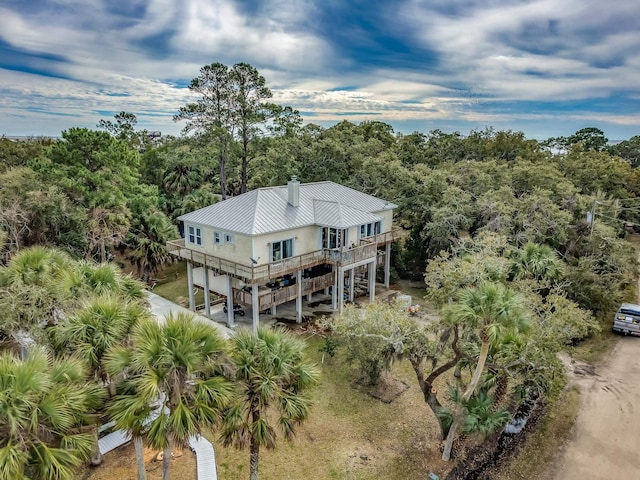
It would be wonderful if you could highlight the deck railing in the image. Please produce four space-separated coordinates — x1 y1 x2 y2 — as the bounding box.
231 272 336 309
325 243 378 265
167 228 401 284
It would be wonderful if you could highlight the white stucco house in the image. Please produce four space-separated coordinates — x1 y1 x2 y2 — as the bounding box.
167 177 401 330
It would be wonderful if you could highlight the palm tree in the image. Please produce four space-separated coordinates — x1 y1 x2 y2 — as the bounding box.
0 349 104 480
105 313 233 480
107 384 153 480
54 296 146 465
221 327 319 480
0 247 74 340
0 246 72 288
163 161 201 196
127 212 177 284
511 242 563 282
172 187 219 218
463 392 511 436
438 388 510 440
441 282 529 461
61 262 146 301
56 297 144 383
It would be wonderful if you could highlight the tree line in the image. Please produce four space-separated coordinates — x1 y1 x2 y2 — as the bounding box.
1 61 640 476
0 247 317 480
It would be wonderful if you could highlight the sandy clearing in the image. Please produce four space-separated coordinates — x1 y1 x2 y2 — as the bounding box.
548 241 640 480
548 337 640 480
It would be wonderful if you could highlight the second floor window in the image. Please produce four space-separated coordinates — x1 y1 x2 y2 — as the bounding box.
322 227 346 249
360 221 382 239
188 226 202 246
214 231 234 245
272 238 293 262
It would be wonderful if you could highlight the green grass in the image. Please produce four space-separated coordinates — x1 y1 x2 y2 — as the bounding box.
207 334 446 480
151 261 204 306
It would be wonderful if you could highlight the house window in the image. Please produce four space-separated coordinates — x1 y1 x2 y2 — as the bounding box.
188 226 202 246
322 227 346 249
214 231 234 245
360 221 382 239
272 238 294 262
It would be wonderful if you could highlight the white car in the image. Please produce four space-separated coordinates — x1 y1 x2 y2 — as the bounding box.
612 303 640 336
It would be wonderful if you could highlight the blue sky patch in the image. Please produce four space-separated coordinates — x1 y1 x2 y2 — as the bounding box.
0 0 638 139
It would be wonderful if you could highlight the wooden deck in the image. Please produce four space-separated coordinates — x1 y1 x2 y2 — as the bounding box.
232 272 335 309
167 229 401 285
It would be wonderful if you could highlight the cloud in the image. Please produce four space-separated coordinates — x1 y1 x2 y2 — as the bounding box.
170 0 331 70
400 0 640 101
0 0 639 138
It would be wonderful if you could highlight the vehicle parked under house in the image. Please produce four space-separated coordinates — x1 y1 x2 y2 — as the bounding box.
167 176 401 330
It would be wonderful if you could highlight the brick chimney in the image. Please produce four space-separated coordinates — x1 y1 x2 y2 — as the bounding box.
288 175 300 207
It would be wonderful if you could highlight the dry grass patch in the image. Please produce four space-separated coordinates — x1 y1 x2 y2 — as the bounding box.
569 329 618 364
213 334 448 480
80 326 453 480
78 443 196 480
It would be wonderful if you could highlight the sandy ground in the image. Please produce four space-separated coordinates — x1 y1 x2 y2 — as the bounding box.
548 338 640 480
549 243 640 480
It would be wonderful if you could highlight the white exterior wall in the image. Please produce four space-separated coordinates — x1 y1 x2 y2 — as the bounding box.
184 209 394 267
192 268 241 294
251 225 320 266
347 226 358 246
184 223 254 266
373 209 394 232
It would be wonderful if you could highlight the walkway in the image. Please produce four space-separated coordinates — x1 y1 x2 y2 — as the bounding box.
99 429 131 455
189 435 218 480
99 431 218 480
147 291 233 338
97 295 227 478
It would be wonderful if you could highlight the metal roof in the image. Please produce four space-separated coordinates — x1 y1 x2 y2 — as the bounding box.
313 200 382 229
178 181 397 236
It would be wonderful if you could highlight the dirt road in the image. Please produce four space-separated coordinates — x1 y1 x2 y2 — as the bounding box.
549 337 640 479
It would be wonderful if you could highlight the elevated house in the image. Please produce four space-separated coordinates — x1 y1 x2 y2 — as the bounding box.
167 177 400 329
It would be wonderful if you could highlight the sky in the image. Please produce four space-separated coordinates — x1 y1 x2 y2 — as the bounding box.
1 0 639 140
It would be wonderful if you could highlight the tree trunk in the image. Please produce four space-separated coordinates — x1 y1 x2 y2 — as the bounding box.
249 439 260 480
425 387 449 440
240 135 249 194
162 443 172 480
91 425 103 466
494 371 508 405
219 148 227 200
407 326 462 442
143 265 151 284
442 339 491 461
442 416 460 461
464 340 491 402
134 436 147 480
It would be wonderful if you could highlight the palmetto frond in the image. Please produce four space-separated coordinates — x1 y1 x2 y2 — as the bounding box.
0 350 104 480
105 312 232 478
1 246 72 288
221 327 318 479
